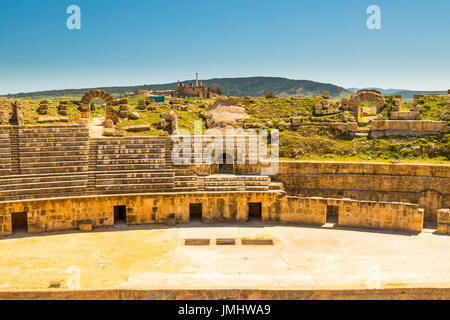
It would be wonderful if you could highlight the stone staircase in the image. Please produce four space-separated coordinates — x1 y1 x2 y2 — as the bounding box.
87 139 98 190
0 128 12 175
0 128 286 201
0 173 88 201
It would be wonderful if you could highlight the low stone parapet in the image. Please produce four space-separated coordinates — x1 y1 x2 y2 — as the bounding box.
390 111 420 120
370 120 448 137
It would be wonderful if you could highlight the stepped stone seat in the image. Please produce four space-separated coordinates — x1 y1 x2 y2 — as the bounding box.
95 164 166 171
16 126 90 175
95 183 174 191
0 133 11 175
0 185 87 200
0 179 87 191
269 182 285 191
20 155 88 162
0 169 88 201
19 145 88 151
19 139 89 145
96 153 165 159
96 176 173 184
97 158 165 165
20 166 88 174
20 132 89 138
19 151 88 158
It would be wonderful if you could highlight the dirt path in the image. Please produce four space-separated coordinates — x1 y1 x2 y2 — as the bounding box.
89 117 104 138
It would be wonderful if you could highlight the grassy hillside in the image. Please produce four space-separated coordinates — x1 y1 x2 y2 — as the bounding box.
5 77 352 99
11 94 450 163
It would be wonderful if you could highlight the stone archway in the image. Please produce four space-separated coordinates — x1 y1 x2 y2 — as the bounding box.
346 89 385 122
80 90 115 123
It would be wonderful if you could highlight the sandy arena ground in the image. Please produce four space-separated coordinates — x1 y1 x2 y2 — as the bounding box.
0 221 449 291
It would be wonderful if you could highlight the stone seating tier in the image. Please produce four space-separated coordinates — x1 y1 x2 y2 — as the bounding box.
95 138 169 171
0 173 88 201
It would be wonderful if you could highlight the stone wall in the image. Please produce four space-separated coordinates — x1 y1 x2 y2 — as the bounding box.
0 190 423 235
331 122 359 133
235 161 450 221
0 288 448 300
370 120 449 137
0 191 286 235
337 199 422 232
437 208 450 235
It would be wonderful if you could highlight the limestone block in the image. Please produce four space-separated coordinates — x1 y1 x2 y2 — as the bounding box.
123 124 150 132
79 220 92 231
103 128 114 136
437 209 450 235
119 110 128 118
390 111 420 120
114 130 126 137
104 119 114 128
291 117 302 126
128 111 140 120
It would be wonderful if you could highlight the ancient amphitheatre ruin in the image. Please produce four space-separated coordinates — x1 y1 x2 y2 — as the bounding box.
0 84 449 300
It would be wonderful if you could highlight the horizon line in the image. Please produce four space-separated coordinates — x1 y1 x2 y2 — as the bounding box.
1 75 448 96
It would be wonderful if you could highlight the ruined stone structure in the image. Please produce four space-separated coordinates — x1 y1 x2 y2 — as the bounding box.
437 208 450 235
80 90 115 123
314 99 340 115
370 120 449 137
58 100 69 116
390 111 419 120
345 89 386 122
172 73 215 98
0 124 448 237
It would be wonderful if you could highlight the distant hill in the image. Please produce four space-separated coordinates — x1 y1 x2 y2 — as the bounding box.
5 77 352 99
348 87 447 99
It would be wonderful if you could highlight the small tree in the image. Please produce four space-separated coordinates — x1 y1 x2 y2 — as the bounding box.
209 87 223 95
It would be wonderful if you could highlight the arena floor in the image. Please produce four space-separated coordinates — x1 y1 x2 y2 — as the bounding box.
0 221 449 291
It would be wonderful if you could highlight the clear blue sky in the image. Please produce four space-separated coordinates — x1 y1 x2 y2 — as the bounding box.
0 0 449 94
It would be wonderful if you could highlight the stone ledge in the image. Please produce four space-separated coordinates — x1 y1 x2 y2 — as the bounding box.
0 288 447 300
